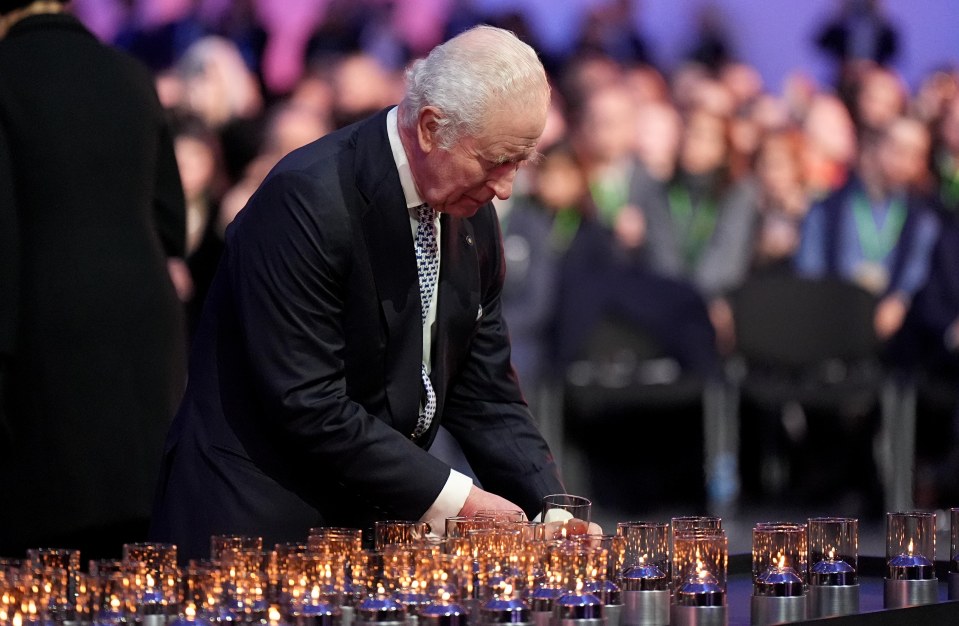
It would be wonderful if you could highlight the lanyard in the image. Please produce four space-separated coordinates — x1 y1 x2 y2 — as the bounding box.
590 178 629 226
851 191 907 263
939 158 959 211
668 184 717 266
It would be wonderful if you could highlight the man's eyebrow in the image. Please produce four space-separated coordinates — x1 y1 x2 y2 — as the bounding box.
491 149 543 165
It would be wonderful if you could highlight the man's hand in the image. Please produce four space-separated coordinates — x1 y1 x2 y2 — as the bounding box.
874 293 909 340
458 485 524 518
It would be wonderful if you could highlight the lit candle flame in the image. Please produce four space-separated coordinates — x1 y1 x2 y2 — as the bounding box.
907 539 914 556
827 548 835 560
268 606 281 625
503 583 513 597
146 574 155 589
185 603 197 619
12 612 22 626
311 585 320 600
777 554 786 570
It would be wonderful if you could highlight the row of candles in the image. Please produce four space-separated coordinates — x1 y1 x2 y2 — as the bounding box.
1 505 958 626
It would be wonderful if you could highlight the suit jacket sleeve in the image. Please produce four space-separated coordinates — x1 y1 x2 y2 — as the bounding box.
441 207 564 519
226 169 451 520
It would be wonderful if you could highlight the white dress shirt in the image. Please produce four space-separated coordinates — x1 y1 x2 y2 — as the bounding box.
385 107 472 533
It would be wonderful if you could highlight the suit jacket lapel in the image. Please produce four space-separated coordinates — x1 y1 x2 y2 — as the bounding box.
354 110 421 437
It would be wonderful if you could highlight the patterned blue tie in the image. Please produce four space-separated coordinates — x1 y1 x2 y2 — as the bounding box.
413 204 438 439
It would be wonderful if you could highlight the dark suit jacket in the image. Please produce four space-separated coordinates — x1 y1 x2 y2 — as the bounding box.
150 108 563 559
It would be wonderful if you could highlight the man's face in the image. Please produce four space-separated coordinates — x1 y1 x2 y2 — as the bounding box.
411 103 547 218
878 120 930 190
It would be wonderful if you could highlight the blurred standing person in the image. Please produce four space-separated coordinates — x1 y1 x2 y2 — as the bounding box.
814 0 899 91
0 0 187 556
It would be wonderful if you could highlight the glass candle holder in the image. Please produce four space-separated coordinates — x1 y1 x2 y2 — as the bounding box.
284 552 344 623
123 543 179 617
179 560 221 623
884 511 938 609
89 559 138 624
886 512 936 580
374 521 429 551
444 517 497 539
808 518 858 586
671 529 727 607
218 548 269 622
751 523 806 597
617 522 669 592
474 510 526 523
211 535 263 561
541 495 591 539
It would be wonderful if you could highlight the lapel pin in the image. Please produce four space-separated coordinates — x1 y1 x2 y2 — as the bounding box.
466 234 474 246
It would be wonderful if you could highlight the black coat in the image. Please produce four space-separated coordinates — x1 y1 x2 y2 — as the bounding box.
149 108 563 559
0 13 187 553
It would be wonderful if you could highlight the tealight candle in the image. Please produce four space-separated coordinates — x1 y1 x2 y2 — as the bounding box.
884 511 938 609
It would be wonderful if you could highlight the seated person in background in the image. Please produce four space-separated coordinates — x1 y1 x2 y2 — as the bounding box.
795 116 940 341
636 105 759 353
501 143 589 413
750 129 811 273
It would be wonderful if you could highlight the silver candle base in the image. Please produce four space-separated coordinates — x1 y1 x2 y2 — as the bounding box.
949 572 959 601
807 584 859 618
750 594 806 625
530 611 550 626
883 578 939 608
142 613 174 626
602 604 621 626
669 605 726 626
622 590 669 626
341 606 355 626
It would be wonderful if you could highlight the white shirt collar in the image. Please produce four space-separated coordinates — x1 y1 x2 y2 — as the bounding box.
386 106 425 210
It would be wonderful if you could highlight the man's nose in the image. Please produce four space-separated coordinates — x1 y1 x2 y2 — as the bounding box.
488 167 518 200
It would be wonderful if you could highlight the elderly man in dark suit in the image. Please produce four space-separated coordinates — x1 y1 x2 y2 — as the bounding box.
150 25 565 559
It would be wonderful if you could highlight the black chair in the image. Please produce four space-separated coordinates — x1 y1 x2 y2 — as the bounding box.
556 279 729 513
728 273 913 512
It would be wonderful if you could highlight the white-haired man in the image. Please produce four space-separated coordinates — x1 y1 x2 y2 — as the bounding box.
150 25 566 558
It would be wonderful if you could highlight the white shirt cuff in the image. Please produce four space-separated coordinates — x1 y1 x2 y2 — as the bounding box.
421 469 473 536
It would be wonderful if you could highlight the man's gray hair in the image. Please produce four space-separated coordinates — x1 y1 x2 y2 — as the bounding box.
400 25 549 150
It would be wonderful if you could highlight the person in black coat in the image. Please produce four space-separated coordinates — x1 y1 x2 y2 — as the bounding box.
0 0 187 557
149 26 565 560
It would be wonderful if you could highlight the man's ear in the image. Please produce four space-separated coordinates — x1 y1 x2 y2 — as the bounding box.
417 106 443 154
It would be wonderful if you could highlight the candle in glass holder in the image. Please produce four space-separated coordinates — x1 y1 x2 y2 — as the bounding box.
672 529 725 606
617 521 668 626
750 523 806 625
807 517 858 587
884 511 938 609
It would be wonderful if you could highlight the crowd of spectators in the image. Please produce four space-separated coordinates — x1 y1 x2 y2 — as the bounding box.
73 0 959 513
